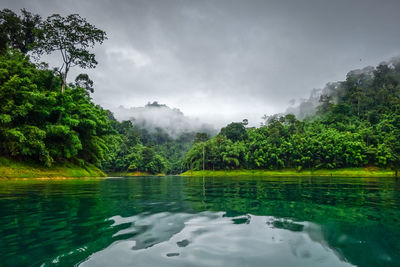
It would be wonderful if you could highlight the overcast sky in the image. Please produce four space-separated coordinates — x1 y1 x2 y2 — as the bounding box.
2 0 400 126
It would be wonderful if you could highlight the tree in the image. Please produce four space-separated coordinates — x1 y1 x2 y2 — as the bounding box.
0 8 41 54
376 114 400 176
75 73 94 93
35 14 107 93
220 122 248 142
194 132 209 170
194 132 209 143
317 94 333 114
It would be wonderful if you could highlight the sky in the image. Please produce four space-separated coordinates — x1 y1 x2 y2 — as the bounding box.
2 0 400 127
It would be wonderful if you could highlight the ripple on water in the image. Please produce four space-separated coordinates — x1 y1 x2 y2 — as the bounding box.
80 212 355 267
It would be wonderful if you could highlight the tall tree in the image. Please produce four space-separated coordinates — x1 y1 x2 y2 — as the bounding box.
35 14 107 93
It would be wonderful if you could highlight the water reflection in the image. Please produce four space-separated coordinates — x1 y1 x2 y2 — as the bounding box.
83 212 354 267
0 176 399 266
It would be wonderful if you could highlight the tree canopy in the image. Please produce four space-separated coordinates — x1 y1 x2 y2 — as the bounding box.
0 8 41 54
0 50 113 166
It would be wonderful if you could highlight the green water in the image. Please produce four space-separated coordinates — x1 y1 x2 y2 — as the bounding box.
0 176 399 267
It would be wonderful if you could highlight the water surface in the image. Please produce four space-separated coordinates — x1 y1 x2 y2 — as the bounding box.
0 176 399 266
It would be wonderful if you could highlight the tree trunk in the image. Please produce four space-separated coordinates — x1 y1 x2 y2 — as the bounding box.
202 144 205 171
61 65 69 94
57 73 66 123
61 72 66 94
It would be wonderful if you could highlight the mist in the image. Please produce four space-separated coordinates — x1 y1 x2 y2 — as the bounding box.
280 56 400 121
113 101 216 138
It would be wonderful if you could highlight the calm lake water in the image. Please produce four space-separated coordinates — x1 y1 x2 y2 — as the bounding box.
0 176 399 267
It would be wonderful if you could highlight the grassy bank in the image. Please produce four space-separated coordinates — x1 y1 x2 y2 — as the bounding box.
107 171 165 177
0 157 106 178
180 167 396 177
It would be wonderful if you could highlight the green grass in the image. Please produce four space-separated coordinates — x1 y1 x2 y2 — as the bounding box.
180 167 396 177
0 157 106 178
107 171 165 177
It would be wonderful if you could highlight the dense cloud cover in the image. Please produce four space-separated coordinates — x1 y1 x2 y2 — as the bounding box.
2 0 400 127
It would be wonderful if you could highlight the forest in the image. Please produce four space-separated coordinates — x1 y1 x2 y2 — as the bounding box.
1 9 400 176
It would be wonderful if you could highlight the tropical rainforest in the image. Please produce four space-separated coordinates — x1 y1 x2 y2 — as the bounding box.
1 9 400 176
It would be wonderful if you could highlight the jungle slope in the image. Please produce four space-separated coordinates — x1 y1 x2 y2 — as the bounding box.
0 157 105 178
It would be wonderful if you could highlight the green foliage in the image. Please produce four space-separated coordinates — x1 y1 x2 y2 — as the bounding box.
194 132 209 143
220 122 248 142
0 49 114 167
101 114 192 175
0 8 41 54
185 60 400 174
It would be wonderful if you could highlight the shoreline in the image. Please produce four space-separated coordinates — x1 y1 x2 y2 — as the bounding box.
1 157 396 179
180 168 396 177
106 172 165 177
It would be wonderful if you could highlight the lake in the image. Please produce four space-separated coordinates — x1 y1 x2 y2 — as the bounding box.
0 176 399 266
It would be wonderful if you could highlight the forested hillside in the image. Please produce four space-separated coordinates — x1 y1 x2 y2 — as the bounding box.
103 102 215 174
103 111 214 174
185 59 400 175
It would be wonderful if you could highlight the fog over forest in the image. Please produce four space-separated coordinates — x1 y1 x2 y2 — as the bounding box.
114 102 216 138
